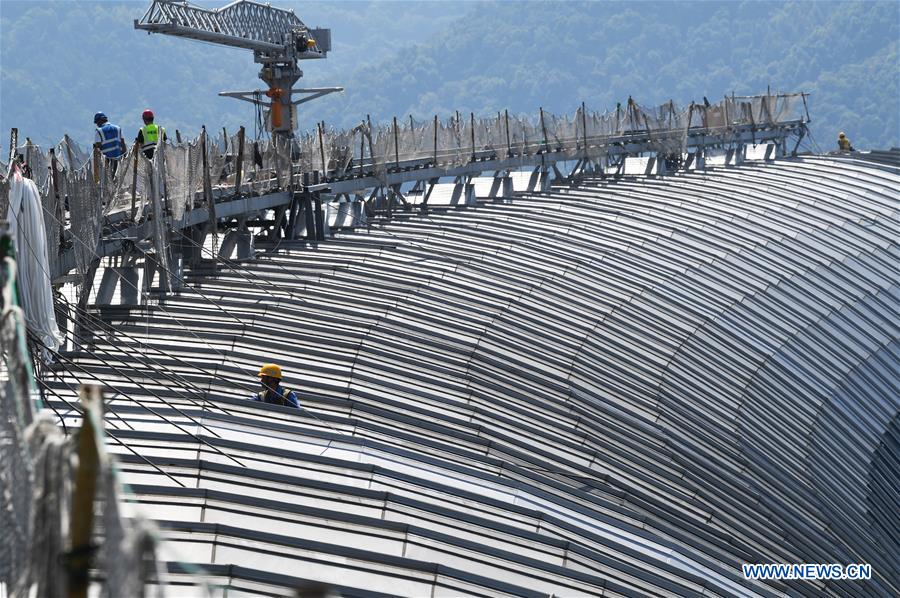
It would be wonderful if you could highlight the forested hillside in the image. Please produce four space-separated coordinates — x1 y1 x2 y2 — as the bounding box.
1 0 897 150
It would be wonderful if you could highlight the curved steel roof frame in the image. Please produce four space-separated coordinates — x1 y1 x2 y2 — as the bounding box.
44 154 899 597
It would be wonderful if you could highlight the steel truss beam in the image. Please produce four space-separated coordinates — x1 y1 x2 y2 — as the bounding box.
135 0 329 56
51 118 804 290
325 120 802 194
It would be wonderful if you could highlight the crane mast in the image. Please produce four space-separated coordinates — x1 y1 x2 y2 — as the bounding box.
135 0 342 139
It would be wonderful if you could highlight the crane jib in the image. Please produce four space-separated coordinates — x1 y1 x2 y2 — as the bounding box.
134 0 340 138
134 22 286 53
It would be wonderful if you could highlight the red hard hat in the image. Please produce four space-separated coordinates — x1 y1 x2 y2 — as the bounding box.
142 109 154 120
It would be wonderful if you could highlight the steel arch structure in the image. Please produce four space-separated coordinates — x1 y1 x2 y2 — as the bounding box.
43 152 899 597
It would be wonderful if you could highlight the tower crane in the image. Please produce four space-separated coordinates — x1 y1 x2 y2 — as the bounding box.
135 0 342 139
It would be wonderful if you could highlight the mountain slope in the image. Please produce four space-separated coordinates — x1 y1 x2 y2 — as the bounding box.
1 1 897 150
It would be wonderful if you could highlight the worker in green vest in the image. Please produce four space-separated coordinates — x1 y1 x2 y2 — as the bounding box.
135 109 167 159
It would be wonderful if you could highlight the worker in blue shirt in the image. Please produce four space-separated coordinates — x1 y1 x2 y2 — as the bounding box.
252 363 300 408
93 112 126 175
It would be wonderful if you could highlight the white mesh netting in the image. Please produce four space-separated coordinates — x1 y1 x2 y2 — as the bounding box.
12 92 806 225
6 91 806 293
67 168 102 277
1 286 170 596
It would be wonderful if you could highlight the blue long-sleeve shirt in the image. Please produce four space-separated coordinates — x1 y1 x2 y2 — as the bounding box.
251 385 300 408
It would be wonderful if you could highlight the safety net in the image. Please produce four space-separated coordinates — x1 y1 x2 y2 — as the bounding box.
0 247 170 596
11 92 807 226
5 91 807 301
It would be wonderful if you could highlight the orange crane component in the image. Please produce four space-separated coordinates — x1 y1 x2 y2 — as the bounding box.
265 87 283 129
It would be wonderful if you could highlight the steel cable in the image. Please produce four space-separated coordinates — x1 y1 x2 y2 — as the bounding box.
36 381 186 488
12 220 247 465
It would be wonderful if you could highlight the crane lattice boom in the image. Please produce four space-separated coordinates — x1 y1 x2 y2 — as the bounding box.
135 0 339 138
136 0 330 57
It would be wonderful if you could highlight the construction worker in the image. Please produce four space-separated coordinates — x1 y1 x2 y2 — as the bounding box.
136 109 166 159
252 364 300 408
837 132 854 152
93 112 126 174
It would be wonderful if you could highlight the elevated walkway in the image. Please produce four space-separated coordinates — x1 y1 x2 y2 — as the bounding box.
3 93 809 304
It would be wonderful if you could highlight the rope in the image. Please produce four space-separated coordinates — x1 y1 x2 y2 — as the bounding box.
42 341 246 468
31 316 228 443
13 206 248 418
36 374 134 432
12 229 245 465
805 128 826 155
40 200 253 371
54 292 243 411
35 239 355 454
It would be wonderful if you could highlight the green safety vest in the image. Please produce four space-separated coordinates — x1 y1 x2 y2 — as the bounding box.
141 124 161 155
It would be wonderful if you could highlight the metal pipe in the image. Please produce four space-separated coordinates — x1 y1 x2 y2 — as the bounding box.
130 144 139 221
470 112 476 162
366 114 375 172
505 109 511 156
393 115 400 168
359 124 366 177
50 148 61 205
233 126 245 198
318 121 327 179
201 126 216 234
540 107 548 153
581 102 588 157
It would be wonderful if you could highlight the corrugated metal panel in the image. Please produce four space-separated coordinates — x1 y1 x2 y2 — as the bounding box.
44 156 899 597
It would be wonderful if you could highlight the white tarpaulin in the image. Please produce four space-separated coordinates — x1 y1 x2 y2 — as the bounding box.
6 169 64 351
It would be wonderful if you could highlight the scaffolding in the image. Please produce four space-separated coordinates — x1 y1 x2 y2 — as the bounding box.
5 92 808 322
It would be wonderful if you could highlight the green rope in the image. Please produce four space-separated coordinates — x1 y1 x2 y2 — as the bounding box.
1 234 43 414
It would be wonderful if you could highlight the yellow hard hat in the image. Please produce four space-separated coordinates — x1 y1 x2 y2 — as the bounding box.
258 363 283 379
306 38 317 48
839 132 845 138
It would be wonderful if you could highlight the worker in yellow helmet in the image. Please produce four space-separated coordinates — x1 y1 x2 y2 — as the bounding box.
837 132 854 152
252 364 300 408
